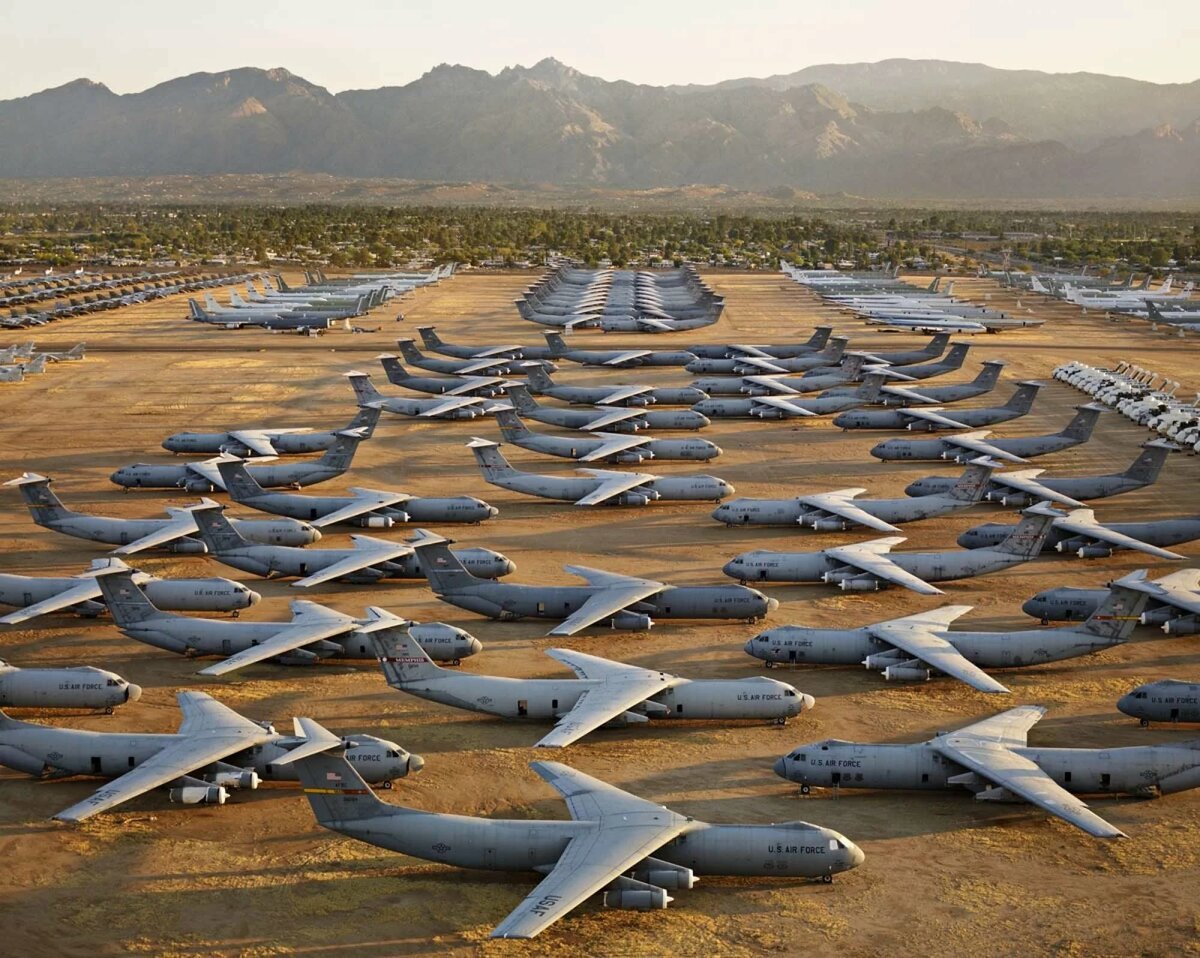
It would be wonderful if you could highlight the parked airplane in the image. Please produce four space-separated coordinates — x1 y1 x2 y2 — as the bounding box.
956 508 1192 560
494 408 721 463
1118 680 1200 726
1024 569 1200 635
161 406 379 457
0 660 140 711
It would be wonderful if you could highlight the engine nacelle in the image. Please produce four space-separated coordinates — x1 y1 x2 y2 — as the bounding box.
749 407 784 419
360 515 396 529
614 451 651 464
182 478 216 493
603 878 671 911
1054 537 1089 553
884 664 931 682
1164 615 1200 636
863 650 909 670
1077 546 1114 559
604 710 651 728
611 611 654 631
168 539 209 555
631 859 696 890
1140 606 1175 626
210 769 261 790
614 493 653 506
168 785 227 806
811 517 850 532
839 577 883 592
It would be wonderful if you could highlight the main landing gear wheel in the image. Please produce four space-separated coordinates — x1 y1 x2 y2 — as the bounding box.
1140 718 1150 728
381 780 394 790
821 874 833 884
800 785 811 795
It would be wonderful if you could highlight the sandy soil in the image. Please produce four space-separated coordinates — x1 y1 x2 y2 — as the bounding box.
1 270 1198 957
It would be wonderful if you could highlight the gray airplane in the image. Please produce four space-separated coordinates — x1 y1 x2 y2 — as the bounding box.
690 352 885 396
110 428 369 492
6 473 319 554
410 530 777 635
394 338 543 376
494 408 721 463
691 371 902 420
379 355 508 398
417 325 553 362
541 332 696 368
711 457 997 532
871 403 1107 463
745 571 1150 693
774 705 1200 838
295 752 863 939
374 632 812 747
216 457 496 529
685 325 834 360
1118 681 1200 726
0 660 141 711
956 509 1197 559
93 566 479 675
468 438 732 507
161 406 379 457
832 381 1041 431
825 359 1009 406
849 333 954 367
0 557 257 625
523 364 706 407
346 370 503 420
683 336 848 375
903 439 1174 503
723 503 1061 594
1024 569 1200 635
186 505 513 589
505 384 709 432
0 691 420 822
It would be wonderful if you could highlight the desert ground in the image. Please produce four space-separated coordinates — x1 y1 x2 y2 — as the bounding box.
1 267 1198 957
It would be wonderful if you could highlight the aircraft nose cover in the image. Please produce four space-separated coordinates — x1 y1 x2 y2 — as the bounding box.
772 756 788 778
800 693 816 712
126 683 143 703
407 754 426 774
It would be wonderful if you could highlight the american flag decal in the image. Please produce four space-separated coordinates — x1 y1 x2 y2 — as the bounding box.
326 771 342 782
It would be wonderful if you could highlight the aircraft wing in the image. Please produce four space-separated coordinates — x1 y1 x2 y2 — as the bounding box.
0 579 106 625
880 384 938 404
991 472 1086 508
574 433 652 463
941 433 1029 464
1052 510 1185 560
534 659 678 747
742 375 799 395
197 601 360 676
578 407 645 432
308 488 410 528
595 385 652 406
443 376 505 396
54 691 273 823
418 395 487 417
896 407 973 430
548 567 665 635
823 538 945 596
727 344 774 358
735 356 790 374
572 469 658 506
183 456 278 492
1140 570 1200 616
490 762 689 939
227 430 282 457
469 344 522 358
868 606 1010 693
945 704 1046 746
798 490 901 533
933 737 1125 838
111 513 202 555
453 357 510 375
750 395 817 417
634 317 675 332
602 350 652 366
292 536 412 588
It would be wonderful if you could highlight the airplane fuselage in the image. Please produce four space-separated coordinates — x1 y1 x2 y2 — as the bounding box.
0 574 256 617
723 548 1027 586
237 491 496 526
712 494 964 528
208 545 511 583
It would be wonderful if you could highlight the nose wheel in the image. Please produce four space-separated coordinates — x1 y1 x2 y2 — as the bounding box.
821 874 833 884
800 785 811 795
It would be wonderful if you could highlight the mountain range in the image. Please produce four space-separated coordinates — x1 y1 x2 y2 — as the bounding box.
0 59 1196 201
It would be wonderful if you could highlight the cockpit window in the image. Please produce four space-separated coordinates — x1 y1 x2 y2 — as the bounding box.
784 689 796 697
387 750 400 758
829 839 840 851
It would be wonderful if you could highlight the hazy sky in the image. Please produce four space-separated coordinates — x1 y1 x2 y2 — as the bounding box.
3 0 1197 100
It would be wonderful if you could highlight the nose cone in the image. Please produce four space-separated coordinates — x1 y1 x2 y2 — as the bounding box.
717 481 735 498
1115 693 1135 716
501 556 517 576
868 443 889 460
245 589 263 607
693 413 712 428
845 839 866 868
109 469 127 484
467 636 484 657
704 442 722 458
407 753 426 775
765 596 780 613
487 505 500 518
722 558 741 577
773 756 788 779
831 413 849 428
125 683 143 703
306 525 323 544
800 692 816 712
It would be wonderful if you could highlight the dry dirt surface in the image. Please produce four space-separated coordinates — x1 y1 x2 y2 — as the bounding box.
1 270 1198 957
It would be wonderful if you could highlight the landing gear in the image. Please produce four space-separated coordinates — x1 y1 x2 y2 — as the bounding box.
104 707 114 715
774 717 788 727
1140 718 1150 728
232 610 240 619
381 780 394 790
800 785 811 795
821 874 833 884
451 658 461 667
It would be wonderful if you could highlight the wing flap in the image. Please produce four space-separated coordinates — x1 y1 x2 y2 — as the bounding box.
824 539 944 596
869 608 1009 693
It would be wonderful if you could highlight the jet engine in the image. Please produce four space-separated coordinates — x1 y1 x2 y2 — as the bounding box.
603 876 671 910
614 493 653 506
631 858 696 890
610 611 654 631
169 785 227 805
167 540 209 555
1164 615 1200 636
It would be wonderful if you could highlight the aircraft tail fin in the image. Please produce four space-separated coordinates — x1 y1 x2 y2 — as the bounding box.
342 404 381 438
840 353 868 379
922 333 951 357
6 473 74 525
503 383 540 416
370 629 444 686
523 364 555 392
1121 442 1172 485
294 752 398 826
274 273 292 292
991 504 1060 558
204 293 220 311
945 458 998 503
215 457 270 503
927 277 939 292
93 567 165 625
939 343 970 371
416 326 443 350
187 299 208 321
1059 404 1104 442
854 372 887 403
543 332 568 356
316 430 366 473
1002 381 1042 414
1082 571 1152 642
494 407 531 442
410 531 480 593
468 438 518 482
805 325 832 351
190 504 252 554
395 339 424 364
346 371 384 406
230 290 247 308
378 355 410 384
943 281 955 297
